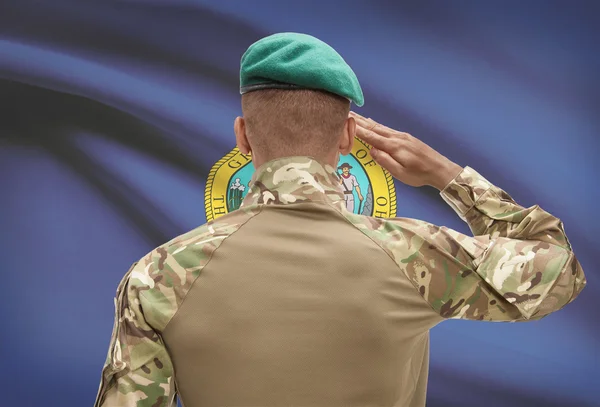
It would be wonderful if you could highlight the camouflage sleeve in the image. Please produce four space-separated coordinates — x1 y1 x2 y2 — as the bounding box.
369 166 586 322
94 262 177 407
441 166 574 248
420 165 586 321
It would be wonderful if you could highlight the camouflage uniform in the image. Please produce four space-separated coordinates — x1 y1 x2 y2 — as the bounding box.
95 156 586 407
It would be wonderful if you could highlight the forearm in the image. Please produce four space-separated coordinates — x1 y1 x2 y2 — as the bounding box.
436 165 586 319
440 166 572 248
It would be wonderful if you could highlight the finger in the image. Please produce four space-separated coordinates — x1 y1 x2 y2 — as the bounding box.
349 111 370 122
370 148 405 176
349 110 371 123
349 111 375 124
350 112 380 131
355 124 397 151
350 112 411 140
354 120 400 142
354 119 395 142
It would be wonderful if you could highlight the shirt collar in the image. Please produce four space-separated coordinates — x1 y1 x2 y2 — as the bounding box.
240 156 346 210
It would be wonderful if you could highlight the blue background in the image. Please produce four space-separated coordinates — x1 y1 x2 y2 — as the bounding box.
0 1 598 406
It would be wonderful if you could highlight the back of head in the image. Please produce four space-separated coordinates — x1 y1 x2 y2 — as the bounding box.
241 88 350 160
238 32 364 163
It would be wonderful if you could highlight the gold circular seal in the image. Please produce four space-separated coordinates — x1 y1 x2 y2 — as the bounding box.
205 137 396 221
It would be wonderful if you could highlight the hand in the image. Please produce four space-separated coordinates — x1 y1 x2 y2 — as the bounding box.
350 112 463 190
358 194 364 201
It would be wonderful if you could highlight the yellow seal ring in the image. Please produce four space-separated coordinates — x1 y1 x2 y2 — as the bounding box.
205 137 396 221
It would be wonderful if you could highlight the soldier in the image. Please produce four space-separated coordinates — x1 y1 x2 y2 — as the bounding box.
95 33 587 407
337 162 363 213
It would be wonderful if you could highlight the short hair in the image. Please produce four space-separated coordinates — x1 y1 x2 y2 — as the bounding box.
241 89 350 160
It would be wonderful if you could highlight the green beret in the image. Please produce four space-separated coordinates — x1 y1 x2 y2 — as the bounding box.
240 32 364 107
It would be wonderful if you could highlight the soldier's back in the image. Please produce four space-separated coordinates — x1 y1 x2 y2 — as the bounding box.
161 195 438 407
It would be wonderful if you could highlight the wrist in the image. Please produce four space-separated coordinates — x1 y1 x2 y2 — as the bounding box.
430 161 463 191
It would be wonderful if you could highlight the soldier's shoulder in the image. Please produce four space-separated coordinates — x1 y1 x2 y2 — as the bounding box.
126 207 261 285
340 212 479 267
159 205 262 255
132 206 261 273
125 206 262 329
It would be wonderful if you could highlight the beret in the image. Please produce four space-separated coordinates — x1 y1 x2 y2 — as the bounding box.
240 32 364 107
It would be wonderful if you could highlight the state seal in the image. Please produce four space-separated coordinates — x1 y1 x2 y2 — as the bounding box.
205 137 396 221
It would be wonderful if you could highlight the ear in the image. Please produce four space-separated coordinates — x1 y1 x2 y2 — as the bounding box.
234 117 251 155
339 116 356 155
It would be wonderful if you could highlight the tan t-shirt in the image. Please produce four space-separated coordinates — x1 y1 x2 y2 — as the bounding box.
95 156 586 407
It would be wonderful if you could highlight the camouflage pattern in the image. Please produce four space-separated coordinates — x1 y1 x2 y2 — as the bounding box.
96 156 586 405
240 156 347 210
240 159 585 321
438 166 585 318
345 165 585 321
94 206 262 407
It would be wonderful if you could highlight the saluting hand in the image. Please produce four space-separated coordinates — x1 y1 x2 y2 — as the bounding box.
350 112 463 191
